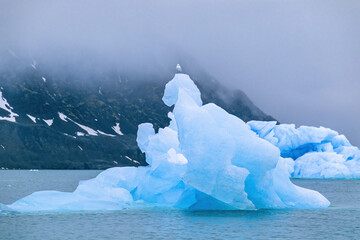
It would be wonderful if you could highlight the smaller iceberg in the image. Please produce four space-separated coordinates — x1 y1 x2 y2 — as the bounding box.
4 72 330 212
248 121 360 179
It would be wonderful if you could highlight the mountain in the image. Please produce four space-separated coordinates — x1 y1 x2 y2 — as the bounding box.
0 59 275 169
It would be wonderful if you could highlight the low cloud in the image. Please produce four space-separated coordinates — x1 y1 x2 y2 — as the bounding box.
1 0 359 145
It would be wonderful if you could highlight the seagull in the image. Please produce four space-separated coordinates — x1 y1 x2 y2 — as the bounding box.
176 64 182 73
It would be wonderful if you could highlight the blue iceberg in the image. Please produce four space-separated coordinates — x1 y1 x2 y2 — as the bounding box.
5 73 330 212
248 121 360 178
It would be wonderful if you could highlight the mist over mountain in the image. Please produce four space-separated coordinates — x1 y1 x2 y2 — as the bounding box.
0 53 274 169
0 0 359 147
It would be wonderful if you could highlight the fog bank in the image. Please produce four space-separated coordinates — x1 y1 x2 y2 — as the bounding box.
1 0 359 145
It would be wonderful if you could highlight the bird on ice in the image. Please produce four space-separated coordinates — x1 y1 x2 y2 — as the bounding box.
176 64 182 73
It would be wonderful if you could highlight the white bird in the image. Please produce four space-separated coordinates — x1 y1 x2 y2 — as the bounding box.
176 64 182 73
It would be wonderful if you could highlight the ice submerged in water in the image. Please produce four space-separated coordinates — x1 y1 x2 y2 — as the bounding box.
6 73 330 212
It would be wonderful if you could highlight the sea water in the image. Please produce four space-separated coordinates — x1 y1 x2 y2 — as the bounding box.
0 170 359 240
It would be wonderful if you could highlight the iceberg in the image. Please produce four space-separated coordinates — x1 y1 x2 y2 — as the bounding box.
5 72 330 212
248 121 360 179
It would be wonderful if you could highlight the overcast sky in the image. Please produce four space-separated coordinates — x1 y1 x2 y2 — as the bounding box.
0 0 359 146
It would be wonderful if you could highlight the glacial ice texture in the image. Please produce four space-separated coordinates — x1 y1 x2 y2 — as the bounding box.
248 121 360 179
4 73 330 212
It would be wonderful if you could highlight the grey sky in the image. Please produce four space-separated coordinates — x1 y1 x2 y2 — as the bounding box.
0 0 359 146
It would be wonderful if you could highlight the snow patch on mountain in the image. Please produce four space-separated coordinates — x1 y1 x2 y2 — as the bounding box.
76 132 85 137
112 123 124 135
27 114 37 123
63 133 76 139
125 155 140 164
58 112 68 122
43 119 53 126
58 112 98 136
97 130 116 137
73 122 98 136
0 91 19 123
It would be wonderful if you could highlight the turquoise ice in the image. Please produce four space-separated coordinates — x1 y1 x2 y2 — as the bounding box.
4 72 330 212
248 121 360 178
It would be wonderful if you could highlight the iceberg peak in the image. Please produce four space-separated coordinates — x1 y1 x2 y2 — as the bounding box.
162 73 202 107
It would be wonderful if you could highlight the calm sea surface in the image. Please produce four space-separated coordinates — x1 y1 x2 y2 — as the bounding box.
0 170 359 240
